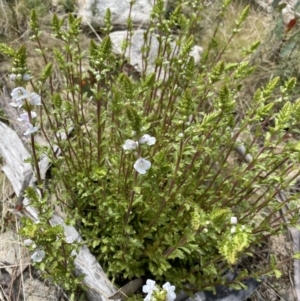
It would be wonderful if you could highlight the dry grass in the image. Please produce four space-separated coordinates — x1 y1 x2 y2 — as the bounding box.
0 164 15 233
199 1 281 117
199 1 271 62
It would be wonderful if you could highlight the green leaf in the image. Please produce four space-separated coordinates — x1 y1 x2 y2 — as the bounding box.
39 262 45 271
274 269 282 278
134 187 141 194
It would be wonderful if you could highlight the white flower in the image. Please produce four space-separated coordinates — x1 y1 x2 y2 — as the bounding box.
134 158 151 174
31 249 45 262
123 139 138 150
23 123 38 136
17 111 37 123
245 154 253 162
9 98 24 108
230 217 237 225
24 239 33 246
10 74 16 81
139 134 156 146
143 279 156 293
143 279 158 301
230 226 236 234
162 282 176 301
71 249 78 257
22 74 31 81
30 93 41 105
11 87 29 101
203 228 208 233
65 236 75 244
178 133 184 138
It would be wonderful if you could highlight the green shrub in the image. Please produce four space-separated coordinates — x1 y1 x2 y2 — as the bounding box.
2 0 300 296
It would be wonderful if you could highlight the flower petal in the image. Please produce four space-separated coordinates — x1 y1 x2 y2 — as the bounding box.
142 279 157 301
144 293 152 301
23 74 31 81
147 136 156 145
134 158 151 174
31 249 45 262
9 99 24 108
17 111 37 123
134 166 147 174
123 139 138 150
163 282 176 301
10 74 16 81
230 217 237 224
139 134 156 146
23 123 38 136
30 93 41 105
11 87 29 101
24 239 33 246
139 134 151 144
66 236 75 243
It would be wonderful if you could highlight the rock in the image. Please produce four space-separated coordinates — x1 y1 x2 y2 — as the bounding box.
0 122 32 198
110 30 203 78
253 0 297 27
253 0 273 13
0 120 117 301
77 0 167 29
176 276 263 301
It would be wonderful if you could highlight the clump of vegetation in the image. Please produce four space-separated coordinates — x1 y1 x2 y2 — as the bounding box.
0 0 300 297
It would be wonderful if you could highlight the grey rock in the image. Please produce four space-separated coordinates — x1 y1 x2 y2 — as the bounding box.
110 30 202 78
77 0 166 29
176 277 263 301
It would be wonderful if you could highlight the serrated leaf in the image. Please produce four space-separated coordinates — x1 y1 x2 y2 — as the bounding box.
274 269 282 278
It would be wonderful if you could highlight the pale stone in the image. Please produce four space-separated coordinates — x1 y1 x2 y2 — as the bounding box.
110 30 202 78
78 0 166 29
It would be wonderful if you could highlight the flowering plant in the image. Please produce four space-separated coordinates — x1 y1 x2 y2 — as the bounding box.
1 0 300 297
143 279 176 301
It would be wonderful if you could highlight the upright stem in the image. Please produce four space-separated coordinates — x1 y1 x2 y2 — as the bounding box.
96 87 102 165
30 134 44 198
